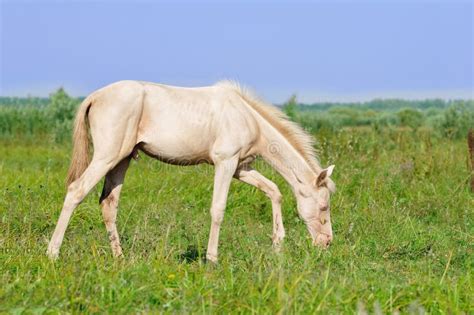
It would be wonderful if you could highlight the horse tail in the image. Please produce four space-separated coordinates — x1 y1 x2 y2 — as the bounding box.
66 95 93 186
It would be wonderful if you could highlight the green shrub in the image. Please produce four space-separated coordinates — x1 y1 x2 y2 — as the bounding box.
47 88 79 142
282 94 298 121
437 101 474 139
397 108 423 131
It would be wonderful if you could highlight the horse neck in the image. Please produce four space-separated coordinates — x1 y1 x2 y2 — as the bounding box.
258 125 316 191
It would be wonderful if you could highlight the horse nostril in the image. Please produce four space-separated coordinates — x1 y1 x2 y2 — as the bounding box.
326 235 333 246
314 233 332 248
321 206 328 211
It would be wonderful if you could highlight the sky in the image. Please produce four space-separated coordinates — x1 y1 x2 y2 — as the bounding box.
0 0 473 103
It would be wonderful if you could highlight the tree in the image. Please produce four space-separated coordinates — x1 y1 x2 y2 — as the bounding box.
397 108 423 131
49 87 77 122
48 88 79 142
439 101 474 139
283 94 298 121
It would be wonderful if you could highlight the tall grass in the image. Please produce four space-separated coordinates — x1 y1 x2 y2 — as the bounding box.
0 127 471 313
0 89 79 141
0 89 472 312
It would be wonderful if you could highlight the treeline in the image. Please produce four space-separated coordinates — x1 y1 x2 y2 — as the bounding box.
298 98 451 111
283 95 473 139
0 89 473 142
0 96 50 107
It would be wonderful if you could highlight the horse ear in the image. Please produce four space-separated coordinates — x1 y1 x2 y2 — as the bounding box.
315 165 335 187
315 170 327 187
326 165 335 177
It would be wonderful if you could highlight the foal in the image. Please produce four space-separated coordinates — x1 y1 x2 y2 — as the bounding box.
47 80 336 262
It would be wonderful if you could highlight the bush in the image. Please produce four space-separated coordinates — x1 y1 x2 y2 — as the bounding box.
397 108 423 131
282 94 298 121
48 88 79 142
437 101 474 139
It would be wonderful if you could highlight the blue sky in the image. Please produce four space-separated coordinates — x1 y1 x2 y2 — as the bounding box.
1 0 472 102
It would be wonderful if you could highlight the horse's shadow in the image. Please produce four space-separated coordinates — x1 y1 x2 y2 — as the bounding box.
178 245 206 263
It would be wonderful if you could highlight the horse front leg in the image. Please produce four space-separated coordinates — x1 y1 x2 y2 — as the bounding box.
234 166 285 250
206 156 239 263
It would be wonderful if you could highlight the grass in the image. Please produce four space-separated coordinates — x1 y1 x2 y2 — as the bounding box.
0 128 472 313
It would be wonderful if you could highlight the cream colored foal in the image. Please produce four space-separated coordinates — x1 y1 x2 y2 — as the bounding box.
47 80 336 263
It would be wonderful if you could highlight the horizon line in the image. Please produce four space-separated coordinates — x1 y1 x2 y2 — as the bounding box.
0 85 472 104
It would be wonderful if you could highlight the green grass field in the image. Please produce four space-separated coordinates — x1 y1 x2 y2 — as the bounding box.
0 128 472 313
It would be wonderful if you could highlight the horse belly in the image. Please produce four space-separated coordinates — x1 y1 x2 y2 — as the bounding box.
138 111 214 165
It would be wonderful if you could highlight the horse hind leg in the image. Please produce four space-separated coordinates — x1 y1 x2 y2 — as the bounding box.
47 156 124 258
99 157 131 257
48 85 144 258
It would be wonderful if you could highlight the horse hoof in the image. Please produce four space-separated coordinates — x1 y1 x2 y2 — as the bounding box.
206 254 218 264
47 249 59 260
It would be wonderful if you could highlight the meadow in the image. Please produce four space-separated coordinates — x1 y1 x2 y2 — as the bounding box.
0 91 473 313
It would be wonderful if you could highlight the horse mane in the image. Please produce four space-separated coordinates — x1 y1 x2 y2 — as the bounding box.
215 80 321 173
